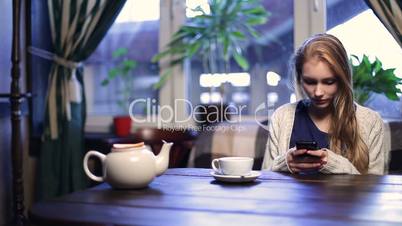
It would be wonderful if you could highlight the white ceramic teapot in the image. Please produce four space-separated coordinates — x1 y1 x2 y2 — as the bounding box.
83 141 173 189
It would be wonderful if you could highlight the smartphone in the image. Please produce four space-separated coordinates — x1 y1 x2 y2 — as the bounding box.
295 141 320 162
296 141 319 150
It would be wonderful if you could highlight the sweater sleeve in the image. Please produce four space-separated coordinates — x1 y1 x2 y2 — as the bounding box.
367 113 385 175
320 112 385 175
319 149 360 175
262 110 290 172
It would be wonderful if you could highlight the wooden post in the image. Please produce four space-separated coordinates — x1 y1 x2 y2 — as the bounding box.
11 0 27 225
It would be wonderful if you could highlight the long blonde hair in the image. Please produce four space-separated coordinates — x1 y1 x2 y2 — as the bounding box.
293 33 369 174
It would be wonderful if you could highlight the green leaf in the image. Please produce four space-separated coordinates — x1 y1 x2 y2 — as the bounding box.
372 57 382 74
108 68 119 79
181 24 206 32
233 52 249 70
101 79 109 86
382 68 398 80
243 6 268 16
350 54 360 64
362 55 371 70
152 50 171 63
123 59 137 70
188 33 203 45
112 47 128 58
245 25 260 38
246 17 268 25
357 66 371 83
167 32 188 46
355 91 371 105
187 42 202 58
169 56 187 67
385 91 399 101
117 100 125 109
226 1 242 17
352 55 372 85
231 31 246 39
153 69 172 90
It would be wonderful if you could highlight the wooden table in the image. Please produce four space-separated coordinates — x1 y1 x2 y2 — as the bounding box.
30 168 402 226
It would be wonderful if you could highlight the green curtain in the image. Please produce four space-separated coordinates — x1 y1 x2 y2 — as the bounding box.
365 0 402 47
38 0 126 200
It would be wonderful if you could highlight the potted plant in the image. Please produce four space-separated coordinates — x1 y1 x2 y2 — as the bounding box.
152 0 269 124
102 47 137 136
351 54 401 105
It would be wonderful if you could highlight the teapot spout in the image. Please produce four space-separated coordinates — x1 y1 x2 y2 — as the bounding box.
155 140 173 176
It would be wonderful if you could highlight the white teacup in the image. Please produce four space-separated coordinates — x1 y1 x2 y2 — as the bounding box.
211 157 254 176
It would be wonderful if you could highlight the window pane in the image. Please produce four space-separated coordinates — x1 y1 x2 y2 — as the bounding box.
327 0 402 119
84 0 160 116
186 0 294 115
0 1 12 94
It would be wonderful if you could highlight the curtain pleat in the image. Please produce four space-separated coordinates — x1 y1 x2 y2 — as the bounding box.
365 0 402 47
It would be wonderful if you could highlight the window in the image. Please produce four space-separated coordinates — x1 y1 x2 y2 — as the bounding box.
186 0 294 115
0 1 12 96
84 0 160 116
86 0 402 125
327 0 402 118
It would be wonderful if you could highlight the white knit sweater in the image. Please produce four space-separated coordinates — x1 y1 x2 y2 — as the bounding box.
262 101 386 175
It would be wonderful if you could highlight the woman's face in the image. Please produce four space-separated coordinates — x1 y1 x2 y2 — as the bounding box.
301 58 338 110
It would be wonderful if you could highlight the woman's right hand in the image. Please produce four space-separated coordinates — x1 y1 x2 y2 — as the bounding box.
286 147 323 173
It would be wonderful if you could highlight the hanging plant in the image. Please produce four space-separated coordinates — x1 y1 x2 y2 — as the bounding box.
152 0 270 89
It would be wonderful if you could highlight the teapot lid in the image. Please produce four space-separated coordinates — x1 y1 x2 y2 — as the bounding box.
112 142 144 152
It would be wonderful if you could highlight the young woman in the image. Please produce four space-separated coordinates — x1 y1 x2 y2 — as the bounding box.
262 33 386 175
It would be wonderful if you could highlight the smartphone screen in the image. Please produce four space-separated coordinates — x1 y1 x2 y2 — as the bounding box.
295 141 320 162
296 141 318 150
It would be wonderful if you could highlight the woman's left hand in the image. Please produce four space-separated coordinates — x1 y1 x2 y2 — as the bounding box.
306 148 328 166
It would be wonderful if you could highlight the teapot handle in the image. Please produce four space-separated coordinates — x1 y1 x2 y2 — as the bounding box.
83 150 106 182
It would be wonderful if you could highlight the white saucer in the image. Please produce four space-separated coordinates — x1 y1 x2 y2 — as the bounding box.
210 171 261 183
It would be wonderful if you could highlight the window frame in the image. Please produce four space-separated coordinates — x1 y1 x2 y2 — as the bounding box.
85 0 327 131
